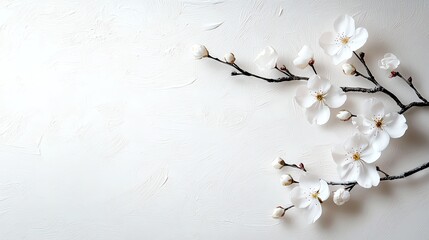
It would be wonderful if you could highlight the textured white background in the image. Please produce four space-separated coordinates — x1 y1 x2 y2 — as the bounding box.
0 0 428 239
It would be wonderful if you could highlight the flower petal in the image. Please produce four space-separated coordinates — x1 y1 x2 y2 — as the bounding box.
318 180 330 201
319 32 341 56
295 85 317 108
384 113 408 138
307 75 331 93
348 27 368 51
339 161 359 181
290 187 311 208
384 53 398 59
254 46 278 70
306 200 322 224
379 53 400 70
344 133 369 152
324 85 347 108
334 15 355 37
332 46 353 65
360 147 381 164
353 115 374 135
372 130 390 151
299 174 321 192
305 102 330 125
331 145 345 166
365 98 385 117
293 56 309 69
298 45 314 59
356 163 379 188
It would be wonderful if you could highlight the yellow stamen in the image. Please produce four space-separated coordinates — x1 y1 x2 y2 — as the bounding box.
311 192 319 199
341 36 350 45
316 93 324 101
352 152 360 161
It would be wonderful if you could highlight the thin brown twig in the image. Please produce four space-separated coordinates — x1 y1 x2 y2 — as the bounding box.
396 72 428 102
376 166 390 177
343 51 429 114
207 55 308 82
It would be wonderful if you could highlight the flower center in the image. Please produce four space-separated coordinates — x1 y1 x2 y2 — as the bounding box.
352 152 361 161
375 119 383 128
311 192 319 199
311 191 323 203
316 93 324 101
340 36 350 45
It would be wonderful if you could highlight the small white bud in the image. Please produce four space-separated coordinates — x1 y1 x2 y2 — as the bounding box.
333 188 350 206
342 63 356 75
272 157 286 169
280 174 294 186
336 110 352 121
272 206 285 218
224 53 235 64
191 44 209 59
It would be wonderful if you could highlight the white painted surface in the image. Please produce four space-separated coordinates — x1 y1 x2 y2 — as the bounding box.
0 0 428 239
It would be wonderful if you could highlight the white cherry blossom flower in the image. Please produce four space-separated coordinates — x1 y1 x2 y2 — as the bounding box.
191 44 208 59
331 133 381 188
254 46 278 70
293 45 314 69
290 174 330 223
319 15 368 65
378 53 400 71
352 98 408 151
295 75 347 125
333 188 350 205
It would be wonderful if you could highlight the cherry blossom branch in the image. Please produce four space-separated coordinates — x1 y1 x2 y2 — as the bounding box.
396 72 428 102
341 84 407 110
206 50 429 190
207 51 429 115
284 162 307 172
207 55 309 82
309 61 317 75
353 52 375 80
327 160 429 188
348 51 429 114
274 158 308 172
282 205 294 211
376 166 389 177
275 66 292 77
399 101 429 114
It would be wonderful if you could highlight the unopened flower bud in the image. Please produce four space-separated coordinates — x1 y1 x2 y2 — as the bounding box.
336 110 352 121
342 63 356 75
192 44 209 59
224 53 235 64
272 157 286 169
272 206 285 218
333 188 350 206
280 174 294 186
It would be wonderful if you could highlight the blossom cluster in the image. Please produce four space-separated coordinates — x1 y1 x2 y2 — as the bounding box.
192 14 425 224
278 15 406 223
